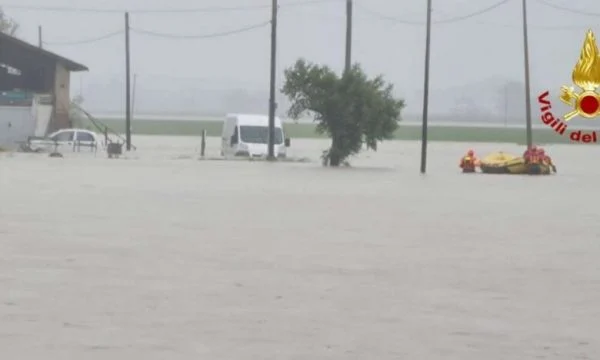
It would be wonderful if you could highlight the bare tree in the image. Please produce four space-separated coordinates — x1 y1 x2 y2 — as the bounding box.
0 7 19 36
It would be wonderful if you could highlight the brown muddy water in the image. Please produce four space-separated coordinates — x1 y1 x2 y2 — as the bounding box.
0 136 599 359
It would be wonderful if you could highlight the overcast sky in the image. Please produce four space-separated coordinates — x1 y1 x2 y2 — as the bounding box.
3 0 600 116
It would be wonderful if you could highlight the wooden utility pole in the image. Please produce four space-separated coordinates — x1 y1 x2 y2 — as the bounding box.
344 0 352 72
420 0 432 174
504 83 509 127
131 73 137 122
38 26 42 47
267 0 278 160
125 12 132 151
521 0 533 149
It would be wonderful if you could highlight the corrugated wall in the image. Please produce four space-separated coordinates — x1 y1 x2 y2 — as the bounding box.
0 106 36 149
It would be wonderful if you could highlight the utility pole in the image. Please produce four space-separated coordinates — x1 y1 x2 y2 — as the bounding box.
521 0 533 149
131 73 137 122
267 0 278 160
38 26 42 47
504 83 508 127
125 12 132 151
420 0 432 174
344 0 353 72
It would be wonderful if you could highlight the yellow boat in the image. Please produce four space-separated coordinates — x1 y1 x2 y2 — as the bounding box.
479 151 552 175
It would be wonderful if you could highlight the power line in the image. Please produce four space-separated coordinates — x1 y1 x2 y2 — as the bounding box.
38 15 596 47
475 23 600 30
355 0 594 30
41 20 269 45
534 0 600 17
130 20 270 39
435 0 512 24
39 20 591 47
42 30 124 45
1 5 119 13
0 0 340 14
355 0 512 25
134 0 340 13
29 0 599 46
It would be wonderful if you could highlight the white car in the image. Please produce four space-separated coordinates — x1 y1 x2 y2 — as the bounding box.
27 128 105 153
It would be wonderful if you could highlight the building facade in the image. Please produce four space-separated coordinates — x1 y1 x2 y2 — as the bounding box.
0 32 87 148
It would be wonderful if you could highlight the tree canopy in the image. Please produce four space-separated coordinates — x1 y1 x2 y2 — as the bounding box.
0 7 18 35
282 59 404 166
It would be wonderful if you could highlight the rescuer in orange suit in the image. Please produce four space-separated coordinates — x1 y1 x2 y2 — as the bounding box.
529 147 541 165
459 149 478 173
539 149 557 172
523 145 537 163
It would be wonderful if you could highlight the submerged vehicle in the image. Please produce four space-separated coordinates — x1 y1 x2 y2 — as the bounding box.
221 113 290 158
479 152 553 175
24 128 104 153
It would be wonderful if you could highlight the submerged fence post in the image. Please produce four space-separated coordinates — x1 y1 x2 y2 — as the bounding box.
200 129 206 157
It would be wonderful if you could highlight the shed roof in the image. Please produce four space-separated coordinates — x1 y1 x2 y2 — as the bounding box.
0 32 88 72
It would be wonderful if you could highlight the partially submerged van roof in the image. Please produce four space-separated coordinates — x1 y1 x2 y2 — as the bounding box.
226 113 282 126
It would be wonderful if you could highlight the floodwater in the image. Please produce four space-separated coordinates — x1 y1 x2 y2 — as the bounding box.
1 136 599 359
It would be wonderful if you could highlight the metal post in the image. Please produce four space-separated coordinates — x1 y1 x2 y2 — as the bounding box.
420 0 432 174
125 12 132 151
267 0 278 160
345 0 353 73
38 26 42 47
522 0 533 149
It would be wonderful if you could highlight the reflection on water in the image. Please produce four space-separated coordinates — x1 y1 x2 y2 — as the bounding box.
0 137 599 359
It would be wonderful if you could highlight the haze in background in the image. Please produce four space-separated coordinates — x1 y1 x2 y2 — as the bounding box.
4 0 600 123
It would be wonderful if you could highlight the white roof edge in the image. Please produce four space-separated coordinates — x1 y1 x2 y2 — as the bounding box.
226 113 283 123
226 113 281 118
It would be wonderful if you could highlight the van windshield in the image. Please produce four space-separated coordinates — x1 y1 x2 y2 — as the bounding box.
240 126 283 144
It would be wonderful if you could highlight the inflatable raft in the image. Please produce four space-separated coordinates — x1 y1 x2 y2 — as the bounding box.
479 152 553 175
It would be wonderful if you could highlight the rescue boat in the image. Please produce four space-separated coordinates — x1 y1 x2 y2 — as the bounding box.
479 152 553 175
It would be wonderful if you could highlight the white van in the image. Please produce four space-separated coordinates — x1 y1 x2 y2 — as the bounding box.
221 113 290 158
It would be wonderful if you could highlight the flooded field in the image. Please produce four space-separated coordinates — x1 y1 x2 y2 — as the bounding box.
1 136 599 359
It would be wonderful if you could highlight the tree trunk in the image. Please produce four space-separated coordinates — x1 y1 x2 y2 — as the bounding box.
329 151 341 166
328 137 342 166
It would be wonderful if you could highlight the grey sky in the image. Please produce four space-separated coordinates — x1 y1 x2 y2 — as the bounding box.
4 0 600 117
